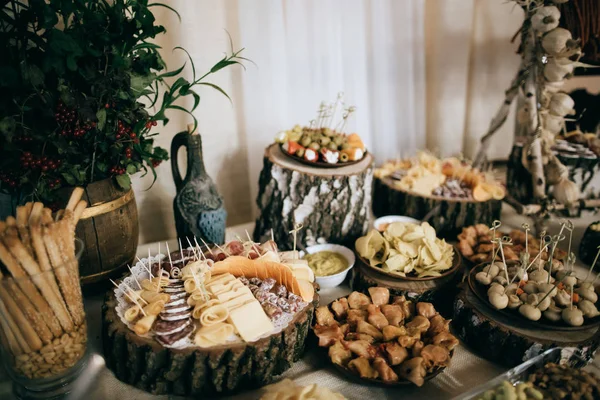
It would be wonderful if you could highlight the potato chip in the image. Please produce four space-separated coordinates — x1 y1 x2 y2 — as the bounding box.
423 238 442 262
384 254 410 272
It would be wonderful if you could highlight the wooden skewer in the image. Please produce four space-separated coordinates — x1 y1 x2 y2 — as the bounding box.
121 280 148 305
127 265 142 290
138 256 154 279
186 237 198 260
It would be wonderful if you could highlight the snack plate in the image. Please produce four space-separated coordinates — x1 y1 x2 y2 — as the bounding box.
315 294 452 387
279 143 366 168
455 347 592 400
467 263 600 332
357 246 462 282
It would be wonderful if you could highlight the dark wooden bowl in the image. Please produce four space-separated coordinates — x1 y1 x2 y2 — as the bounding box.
278 143 366 169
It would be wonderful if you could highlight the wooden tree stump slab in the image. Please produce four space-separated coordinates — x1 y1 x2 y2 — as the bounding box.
102 290 318 396
253 144 374 249
372 177 502 239
507 142 600 204
349 261 463 317
453 286 600 368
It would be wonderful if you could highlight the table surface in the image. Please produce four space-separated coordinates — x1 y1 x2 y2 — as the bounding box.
1 206 599 400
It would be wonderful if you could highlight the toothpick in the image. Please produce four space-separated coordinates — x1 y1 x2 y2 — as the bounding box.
178 238 183 253
199 237 214 256
186 237 198 260
497 236 511 283
487 220 502 277
121 280 148 304
329 92 344 129
127 265 142 290
536 270 570 308
547 234 564 283
158 242 161 258
246 229 261 255
571 284 574 310
110 279 147 315
166 242 173 268
212 241 230 256
586 245 600 281
271 229 275 243
138 256 153 279
565 221 574 270
194 237 208 260
288 223 303 260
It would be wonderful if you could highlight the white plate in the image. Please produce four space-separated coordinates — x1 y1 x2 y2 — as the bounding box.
301 244 355 288
374 215 420 231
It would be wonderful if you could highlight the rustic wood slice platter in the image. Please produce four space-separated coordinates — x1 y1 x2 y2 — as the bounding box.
349 256 463 311
102 290 318 396
357 246 462 282
278 143 367 169
254 143 374 250
467 264 600 332
372 176 502 239
453 285 600 368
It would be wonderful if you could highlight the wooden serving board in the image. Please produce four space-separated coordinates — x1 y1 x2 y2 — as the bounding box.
102 290 318 396
453 285 600 368
253 144 374 250
278 143 366 169
372 176 502 239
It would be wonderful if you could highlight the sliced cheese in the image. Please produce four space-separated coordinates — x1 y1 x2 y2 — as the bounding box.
298 279 314 302
291 264 314 283
279 251 300 262
220 292 256 310
209 280 244 296
206 273 236 287
228 301 274 342
285 259 308 267
216 283 252 303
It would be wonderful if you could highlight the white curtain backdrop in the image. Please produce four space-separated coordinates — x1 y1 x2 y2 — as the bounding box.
133 0 599 244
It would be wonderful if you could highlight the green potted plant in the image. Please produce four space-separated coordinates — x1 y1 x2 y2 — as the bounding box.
0 0 246 282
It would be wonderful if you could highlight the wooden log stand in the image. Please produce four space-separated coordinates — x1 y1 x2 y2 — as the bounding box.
453 286 600 368
254 144 374 249
372 177 502 239
102 290 318 396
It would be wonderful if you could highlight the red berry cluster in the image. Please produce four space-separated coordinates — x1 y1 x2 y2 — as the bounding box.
20 152 61 172
48 177 61 189
55 102 94 138
14 135 34 143
0 172 18 188
109 166 126 175
55 102 76 124
125 147 133 159
145 120 157 129
116 120 138 143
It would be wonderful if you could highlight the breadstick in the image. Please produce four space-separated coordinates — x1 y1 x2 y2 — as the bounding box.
54 219 84 323
5 216 16 227
43 223 84 326
0 297 29 354
1 229 73 332
16 203 33 254
29 204 67 318
5 279 53 344
41 208 53 224
54 210 64 221
0 313 22 356
65 187 84 213
0 283 42 351
72 200 87 226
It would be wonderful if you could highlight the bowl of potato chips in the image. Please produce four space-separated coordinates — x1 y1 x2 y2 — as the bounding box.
355 221 461 281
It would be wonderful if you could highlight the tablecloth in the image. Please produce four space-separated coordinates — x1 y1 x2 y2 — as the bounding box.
1 206 599 400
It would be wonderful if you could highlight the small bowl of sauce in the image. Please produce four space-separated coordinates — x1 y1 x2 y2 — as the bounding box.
302 244 355 288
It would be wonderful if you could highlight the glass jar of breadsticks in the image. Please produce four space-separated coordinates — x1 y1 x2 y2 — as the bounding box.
0 196 88 398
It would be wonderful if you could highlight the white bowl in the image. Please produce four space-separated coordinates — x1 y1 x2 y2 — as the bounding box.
301 244 355 288
374 215 420 231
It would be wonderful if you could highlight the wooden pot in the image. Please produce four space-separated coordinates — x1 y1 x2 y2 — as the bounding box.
58 178 138 284
372 176 502 239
